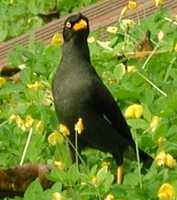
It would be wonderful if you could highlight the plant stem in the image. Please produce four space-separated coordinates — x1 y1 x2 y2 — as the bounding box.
75 130 78 167
20 128 33 166
163 57 176 82
166 141 177 148
124 49 171 58
65 136 86 166
164 17 177 26
0 120 8 128
142 44 159 70
133 129 142 189
136 71 167 97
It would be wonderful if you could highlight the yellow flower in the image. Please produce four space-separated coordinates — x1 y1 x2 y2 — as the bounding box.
154 0 164 7
127 65 137 73
128 0 137 10
106 26 118 34
120 19 136 31
9 0 14 4
27 81 43 91
174 43 177 52
158 183 175 200
166 154 176 168
15 117 25 131
24 115 34 128
9 114 26 131
54 160 65 170
124 104 143 119
0 77 6 87
155 151 166 167
27 18 33 24
150 116 161 132
43 89 53 106
81 182 87 186
51 32 63 46
124 19 136 27
48 131 64 145
27 17 38 24
9 114 17 123
96 40 113 51
101 161 110 168
104 193 115 200
155 152 176 168
74 118 84 134
18 64 26 70
34 120 44 132
52 192 63 200
157 137 166 147
158 31 164 41
91 176 98 186
58 124 70 136
120 6 128 16
10 114 34 130
87 36 95 43
15 116 24 128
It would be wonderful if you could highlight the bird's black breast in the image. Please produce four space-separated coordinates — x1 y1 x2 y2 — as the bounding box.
52 63 95 123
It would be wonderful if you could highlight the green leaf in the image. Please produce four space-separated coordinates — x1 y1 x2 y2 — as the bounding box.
113 64 125 81
44 182 62 197
114 87 140 100
0 22 8 41
140 134 154 150
27 0 38 15
20 68 32 84
127 119 148 130
124 172 139 186
48 169 67 183
68 164 80 184
54 142 72 168
24 180 43 200
142 104 152 122
96 166 114 193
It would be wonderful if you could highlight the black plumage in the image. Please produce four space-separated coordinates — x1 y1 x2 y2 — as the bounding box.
52 13 151 182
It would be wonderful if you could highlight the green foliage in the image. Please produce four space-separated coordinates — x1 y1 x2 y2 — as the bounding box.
0 0 98 42
57 0 97 15
1 8 177 200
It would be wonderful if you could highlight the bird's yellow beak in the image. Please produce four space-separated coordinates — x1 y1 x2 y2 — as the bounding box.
73 19 87 31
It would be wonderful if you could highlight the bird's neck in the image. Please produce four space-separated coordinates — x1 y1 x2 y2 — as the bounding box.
62 38 91 64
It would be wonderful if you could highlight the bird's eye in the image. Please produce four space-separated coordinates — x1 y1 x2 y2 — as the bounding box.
66 21 72 28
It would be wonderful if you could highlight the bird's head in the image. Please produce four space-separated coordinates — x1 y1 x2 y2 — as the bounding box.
63 13 89 42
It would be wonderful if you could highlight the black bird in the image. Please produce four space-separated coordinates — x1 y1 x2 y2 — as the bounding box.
52 13 152 183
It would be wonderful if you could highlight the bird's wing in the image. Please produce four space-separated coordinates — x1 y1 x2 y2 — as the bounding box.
93 79 134 145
